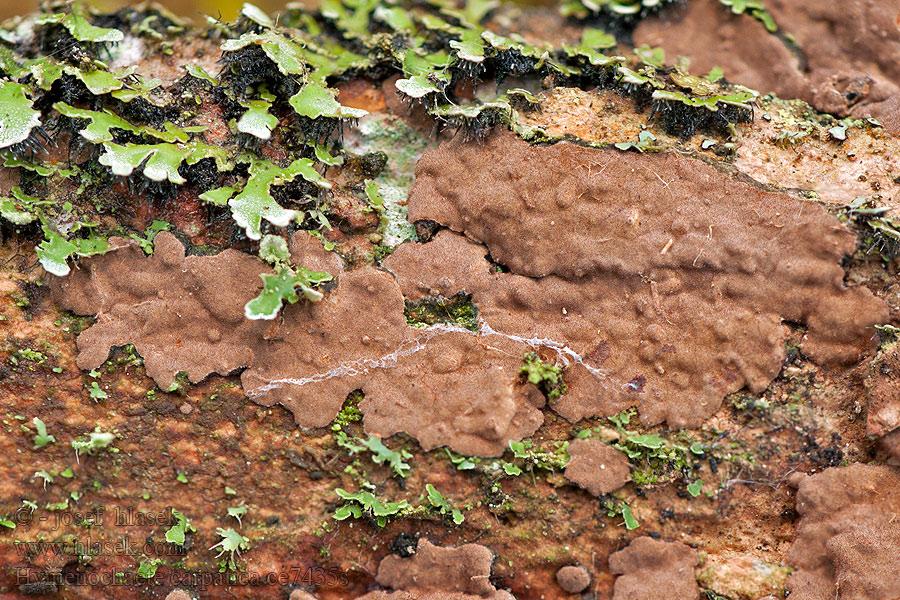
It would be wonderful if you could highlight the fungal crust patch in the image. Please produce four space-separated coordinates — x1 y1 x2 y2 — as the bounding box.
786 464 900 600
54 232 542 456
391 130 888 428
370 539 513 600
563 439 631 496
865 345 900 460
51 231 269 390
240 267 545 456
608 536 699 600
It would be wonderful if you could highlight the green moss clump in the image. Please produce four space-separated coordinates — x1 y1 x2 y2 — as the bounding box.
334 390 363 427
404 292 479 331
845 196 900 259
520 353 567 401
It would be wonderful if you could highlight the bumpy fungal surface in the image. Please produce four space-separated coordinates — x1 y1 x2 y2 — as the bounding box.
242 267 544 455
56 244 543 455
50 231 269 389
394 131 888 427
786 465 900 600
372 539 512 600
865 344 900 459
51 228 342 391
289 230 345 276
881 429 900 461
563 439 631 496
607 536 699 600
827 526 900 600
512 85 900 217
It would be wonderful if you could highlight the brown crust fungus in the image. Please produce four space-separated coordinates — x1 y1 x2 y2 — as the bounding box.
555 565 591 594
372 539 513 600
563 439 631 497
51 231 269 390
786 464 900 600
391 131 889 428
865 344 900 460
55 237 543 456
608 536 699 600
240 267 544 455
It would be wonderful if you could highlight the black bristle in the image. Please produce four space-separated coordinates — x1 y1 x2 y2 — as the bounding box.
178 158 220 193
218 46 301 99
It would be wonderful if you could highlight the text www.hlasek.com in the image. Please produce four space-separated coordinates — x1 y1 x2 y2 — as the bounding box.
16 566 350 589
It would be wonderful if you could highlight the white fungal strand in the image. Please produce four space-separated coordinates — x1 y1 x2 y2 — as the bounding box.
249 319 610 395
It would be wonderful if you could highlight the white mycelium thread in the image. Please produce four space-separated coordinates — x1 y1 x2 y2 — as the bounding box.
477 321 607 378
248 319 609 396
247 323 468 396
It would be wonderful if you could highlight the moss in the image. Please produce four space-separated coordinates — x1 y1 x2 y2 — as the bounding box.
164 371 191 395
602 498 640 530
730 393 772 415
333 488 409 528
425 484 465 525
560 0 676 21
595 410 720 494
508 439 570 472
876 326 900 348
717 0 777 32
334 430 413 478
404 292 479 331
334 390 363 427
520 353 567 402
